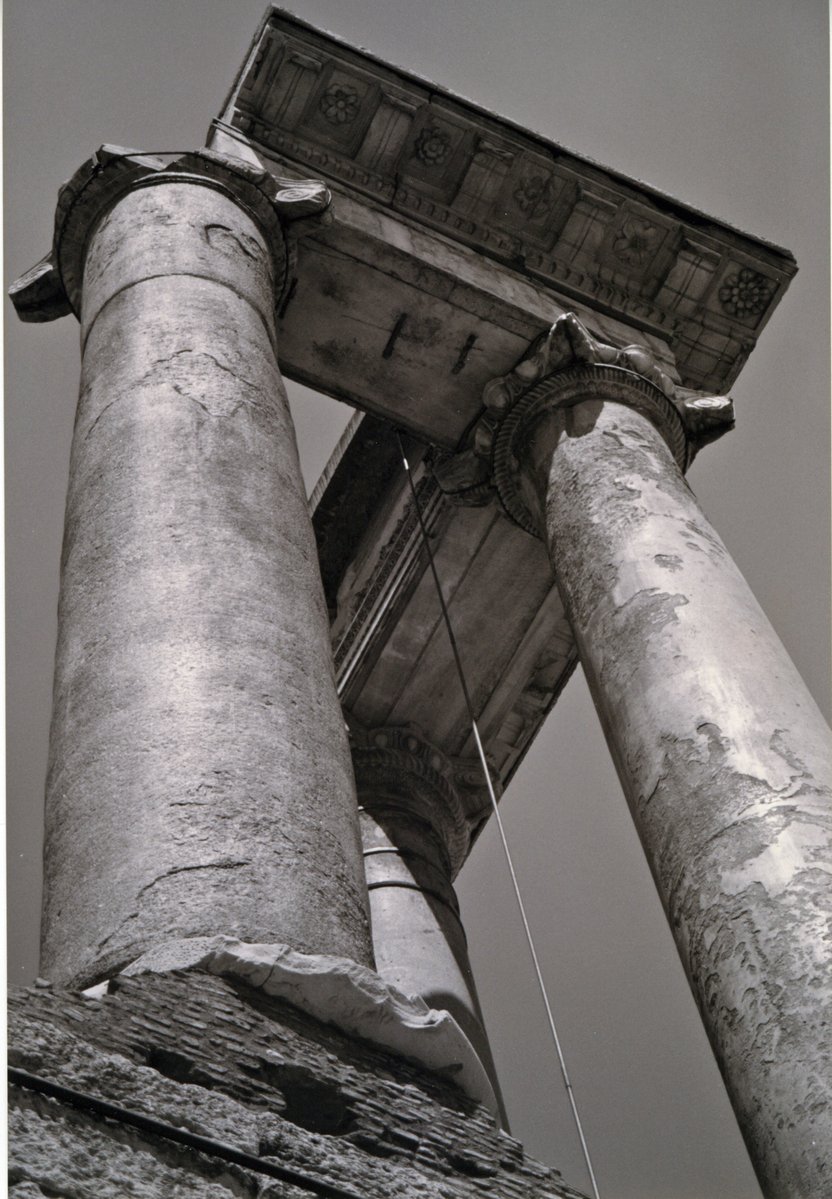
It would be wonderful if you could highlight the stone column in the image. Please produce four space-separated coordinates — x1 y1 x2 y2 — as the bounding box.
481 315 832 1198
11 148 373 987
351 726 505 1116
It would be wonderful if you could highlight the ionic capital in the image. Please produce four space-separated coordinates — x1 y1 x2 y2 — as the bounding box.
9 144 331 322
434 312 735 536
350 725 498 879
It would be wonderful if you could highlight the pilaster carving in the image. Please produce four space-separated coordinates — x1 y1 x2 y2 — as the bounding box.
9 144 332 323
433 312 735 535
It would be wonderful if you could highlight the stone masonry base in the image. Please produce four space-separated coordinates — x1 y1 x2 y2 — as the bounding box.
8 970 586 1199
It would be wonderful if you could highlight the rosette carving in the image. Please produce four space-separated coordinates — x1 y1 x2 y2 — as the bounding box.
319 84 360 125
611 215 663 267
414 125 451 166
718 267 774 320
513 174 552 218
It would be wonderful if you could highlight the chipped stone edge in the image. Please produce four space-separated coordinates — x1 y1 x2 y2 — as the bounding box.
111 936 499 1118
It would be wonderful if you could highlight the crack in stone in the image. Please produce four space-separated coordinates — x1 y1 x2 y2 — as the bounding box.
204 222 264 261
640 772 668 809
184 349 261 397
135 859 252 902
83 348 265 440
83 395 124 442
96 912 139 952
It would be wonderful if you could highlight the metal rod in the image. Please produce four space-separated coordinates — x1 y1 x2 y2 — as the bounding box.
396 432 602 1199
10 1066 367 1199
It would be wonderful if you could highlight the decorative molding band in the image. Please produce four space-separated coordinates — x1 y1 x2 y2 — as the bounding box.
351 725 472 878
495 364 687 536
333 469 447 698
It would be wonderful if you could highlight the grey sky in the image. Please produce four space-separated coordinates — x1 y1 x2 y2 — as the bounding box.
5 3 829 1198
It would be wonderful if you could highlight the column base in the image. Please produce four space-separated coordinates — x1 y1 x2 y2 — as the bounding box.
8 963 589 1199
96 935 499 1118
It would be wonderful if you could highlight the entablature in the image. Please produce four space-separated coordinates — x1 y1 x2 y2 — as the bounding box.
214 4 796 422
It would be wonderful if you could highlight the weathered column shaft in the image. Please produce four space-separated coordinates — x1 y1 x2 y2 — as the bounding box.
42 167 372 986
351 728 505 1116
360 808 483 1038
517 390 832 1196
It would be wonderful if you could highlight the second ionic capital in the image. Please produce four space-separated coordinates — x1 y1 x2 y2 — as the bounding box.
434 312 735 537
350 724 500 878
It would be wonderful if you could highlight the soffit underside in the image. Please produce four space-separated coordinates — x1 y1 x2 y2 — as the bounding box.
312 414 578 844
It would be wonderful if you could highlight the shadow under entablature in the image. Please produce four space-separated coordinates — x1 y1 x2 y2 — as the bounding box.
311 412 578 863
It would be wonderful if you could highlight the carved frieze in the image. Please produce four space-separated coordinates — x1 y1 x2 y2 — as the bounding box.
611 215 663 266
596 201 681 297
399 108 477 203
491 154 579 253
297 63 380 158
319 83 361 126
413 123 452 166
219 10 796 392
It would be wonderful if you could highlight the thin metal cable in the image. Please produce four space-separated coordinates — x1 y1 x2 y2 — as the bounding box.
396 433 601 1199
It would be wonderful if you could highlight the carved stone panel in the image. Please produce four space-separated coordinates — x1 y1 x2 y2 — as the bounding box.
397 106 476 202
711 259 779 327
491 154 579 253
297 63 381 157
596 201 681 296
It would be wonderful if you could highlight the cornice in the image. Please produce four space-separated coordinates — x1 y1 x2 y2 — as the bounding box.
434 312 734 536
218 9 797 394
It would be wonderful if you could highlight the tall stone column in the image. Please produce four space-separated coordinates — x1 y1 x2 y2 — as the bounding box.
351 726 505 1115
474 315 832 1198
11 148 373 987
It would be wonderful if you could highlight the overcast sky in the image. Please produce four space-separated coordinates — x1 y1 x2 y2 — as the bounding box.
5 4 829 1198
